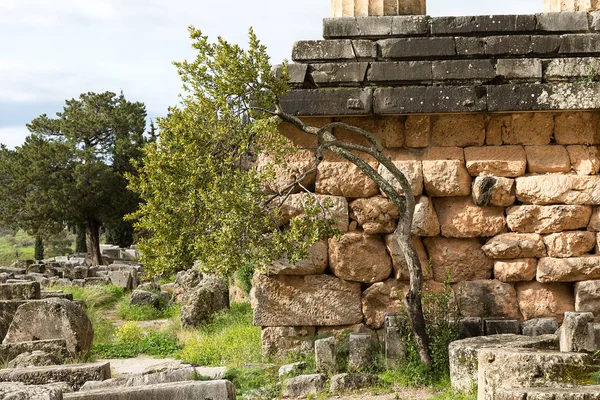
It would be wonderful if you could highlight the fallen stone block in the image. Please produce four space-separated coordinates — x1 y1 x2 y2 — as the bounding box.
41 291 74 301
330 373 379 393
283 374 327 397
0 300 30 341
0 362 110 391
0 339 68 364
108 270 135 290
559 312 596 353
496 386 600 400
0 382 68 400
484 319 519 335
0 281 41 300
521 318 559 337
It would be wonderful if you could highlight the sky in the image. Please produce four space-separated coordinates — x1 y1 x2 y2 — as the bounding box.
0 0 541 148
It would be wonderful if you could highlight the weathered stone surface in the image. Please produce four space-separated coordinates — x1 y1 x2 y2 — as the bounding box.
374 86 487 115
385 313 406 367
464 146 526 177
0 339 68 364
525 145 572 173
555 112 600 145
503 113 554 145
310 62 369 86
108 270 134 290
431 115 486 147
361 279 408 329
323 16 429 39
449 334 559 394
257 150 317 194
280 193 349 233
482 233 547 259
316 152 379 198
568 145 600 176
350 196 398 234
348 334 373 372
0 362 110 391
496 387 600 400
405 115 430 148
485 319 519 335
3 298 93 357
292 40 376 62
385 235 431 281
432 60 495 83
575 280 600 320
130 290 160 308
379 37 457 60
180 274 230 329
454 280 521 319
330 373 379 393
279 117 330 149
544 231 597 257
261 326 316 357
281 88 373 116
422 147 471 197
65 380 235 400
538 256 600 282
335 116 405 148
0 282 40 301
329 232 392 283
494 259 537 283
0 382 66 400
458 317 484 339
559 311 595 352
506 205 592 234
267 241 328 276
367 61 432 84
521 318 560 337
516 175 600 205
516 281 575 322
251 274 363 326
283 374 327 398
478 348 595 400
546 57 600 82
431 15 537 35
590 207 600 231
378 149 423 196
434 197 506 238
8 350 62 369
472 176 516 207
315 337 336 373
497 58 542 82
412 196 440 236
423 238 493 283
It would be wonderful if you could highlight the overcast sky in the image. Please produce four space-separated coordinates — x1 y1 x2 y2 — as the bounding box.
0 0 542 148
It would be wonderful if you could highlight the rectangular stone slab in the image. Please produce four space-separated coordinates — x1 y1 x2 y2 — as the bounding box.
65 380 236 400
0 362 111 391
0 339 68 363
538 256 600 282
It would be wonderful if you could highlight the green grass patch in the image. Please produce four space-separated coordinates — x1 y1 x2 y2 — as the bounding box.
93 322 182 359
0 231 35 265
54 285 125 310
224 367 280 400
176 302 262 367
116 297 179 321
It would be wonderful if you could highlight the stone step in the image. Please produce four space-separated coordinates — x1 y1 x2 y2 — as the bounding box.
0 362 110 391
497 386 600 400
65 380 235 400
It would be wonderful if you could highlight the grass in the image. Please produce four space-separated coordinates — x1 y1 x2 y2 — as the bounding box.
93 322 182 359
116 297 179 321
0 231 35 265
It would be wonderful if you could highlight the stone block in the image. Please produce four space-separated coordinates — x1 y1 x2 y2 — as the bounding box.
257 150 317 194
568 145 600 175
545 57 600 82
506 205 592 234
377 149 423 196
484 319 520 335
525 145 571 173
384 313 406 368
280 88 373 116
292 40 376 62
496 387 600 400
575 280 600 319
504 114 554 145
279 362 307 379
432 60 496 83
316 152 379 198
335 116 405 148
0 382 65 399
464 146 526 177
378 37 456 59
455 37 485 56
458 317 484 339
431 15 536 35
483 233 546 259
522 318 560 337
261 327 316 357
496 58 542 82
322 16 428 39
108 270 134 290
0 362 110 391
532 34 563 54
315 337 336 373
485 35 532 56
517 281 574 322
405 115 430 148
279 117 330 149
544 231 597 257
591 208 600 231
411 196 440 237
536 11 590 31
330 373 379 393
384 236 430 281
494 259 537 283
472 176 516 207
329 232 392 283
348 334 373 372
538 256 600 282
0 339 68 364
422 147 471 197
350 196 398 234
424 238 492 283
267 241 328 276
373 86 487 114
310 62 369 86
559 311 595 352
367 61 432 83
279 193 349 233
361 279 408 329
273 63 308 86
283 374 327 397
251 274 363 327
0 282 40 300
555 112 600 145
433 197 506 238
432 115 486 147
454 280 521 320
561 33 600 54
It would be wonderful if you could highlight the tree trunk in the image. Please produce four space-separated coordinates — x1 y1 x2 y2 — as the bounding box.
34 236 44 261
75 224 87 253
86 218 102 266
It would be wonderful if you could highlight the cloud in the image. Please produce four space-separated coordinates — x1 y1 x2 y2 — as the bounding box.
0 126 29 149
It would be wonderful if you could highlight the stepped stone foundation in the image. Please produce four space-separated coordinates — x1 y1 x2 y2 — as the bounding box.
253 8 600 354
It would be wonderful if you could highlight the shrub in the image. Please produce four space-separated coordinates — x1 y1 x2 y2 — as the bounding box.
116 298 179 321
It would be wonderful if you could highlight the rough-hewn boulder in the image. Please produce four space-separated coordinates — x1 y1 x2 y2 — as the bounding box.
454 280 521 320
423 238 492 282
543 231 597 258
251 274 363 327
568 145 600 175
515 281 574 322
283 374 327 398
494 259 537 282
349 196 398 234
472 176 516 207
412 196 440 237
330 373 379 393
575 280 600 320
267 241 328 276
3 298 93 357
482 233 547 259
516 175 600 205
7 351 62 369
257 150 317 194
506 205 592 234
130 290 161 308
261 326 316 357
329 232 392 283
378 149 423 196
537 256 600 282
279 193 349 232
434 197 506 238
175 270 229 328
384 235 431 281
464 146 526 177
524 145 571 173
316 152 379 198
590 207 600 231
361 279 408 330
0 282 40 301
422 147 471 197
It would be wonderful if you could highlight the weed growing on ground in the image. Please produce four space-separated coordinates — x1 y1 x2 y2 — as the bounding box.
116 298 179 321
54 284 125 309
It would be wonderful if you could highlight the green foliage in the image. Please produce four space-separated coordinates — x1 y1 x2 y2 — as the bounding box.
235 263 255 295
0 231 35 265
93 322 182 359
177 302 262 367
55 284 126 310
223 367 280 400
128 29 336 277
116 298 179 321
428 387 477 400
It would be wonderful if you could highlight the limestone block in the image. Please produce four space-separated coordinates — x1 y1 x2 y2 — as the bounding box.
486 115 509 146
516 281 574 322
559 311 595 352
521 318 560 337
568 145 600 175
108 270 134 290
464 146 527 177
412 196 440 236
257 150 317 194
330 373 379 393
335 116 404 148
494 259 537 282
423 238 493 282
251 274 363 326
315 337 336 373
332 0 426 17
385 313 406 368
506 205 592 234
544 0 600 11
283 374 327 398
316 152 379 198
538 256 600 282
348 334 373 372
422 147 472 197
504 113 553 145
384 236 431 281
0 282 40 301
516 175 600 205
590 208 600 231
267 241 328 276
485 319 519 335
575 280 600 320
279 118 331 149
433 197 506 238
378 149 423 196
280 193 349 232
431 115 486 147
555 112 600 145
482 233 547 259
329 232 392 283
405 115 430 148
350 196 398 234
543 231 597 258
472 176 516 207
525 145 571 173
454 280 522 320
0 362 110 392
0 382 64 399
361 279 408 329
261 326 316 357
